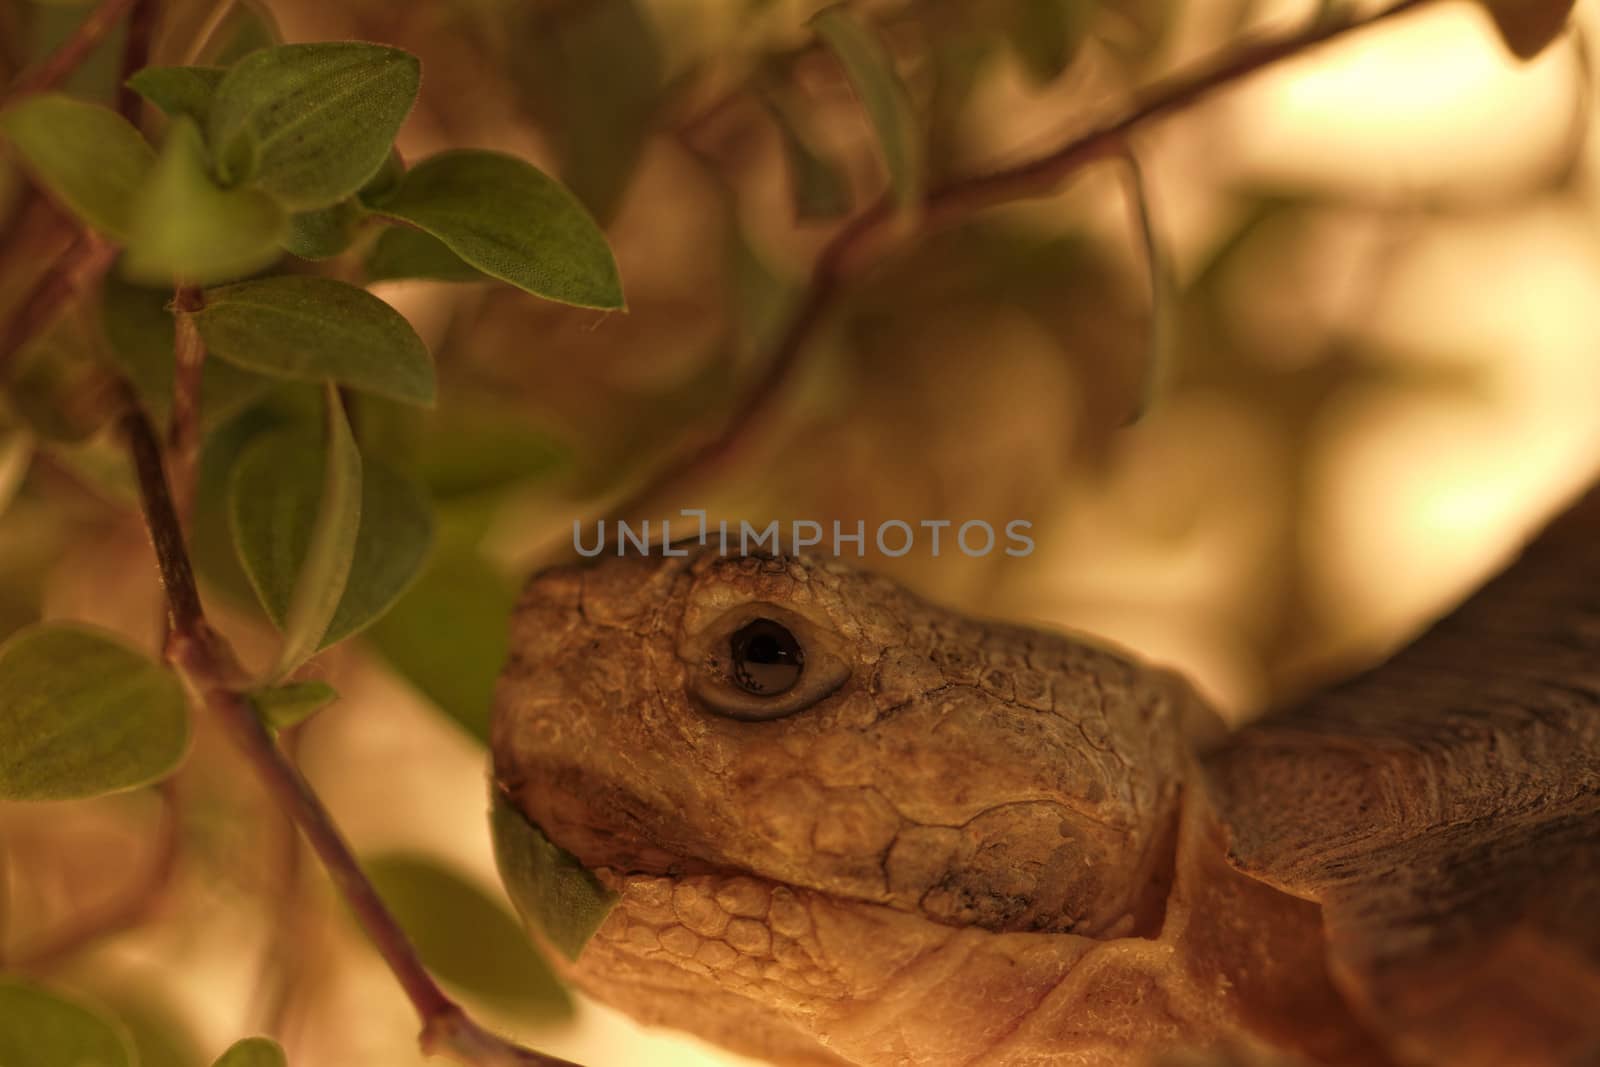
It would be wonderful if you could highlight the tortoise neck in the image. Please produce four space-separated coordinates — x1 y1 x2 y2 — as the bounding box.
1166 784 1397 1066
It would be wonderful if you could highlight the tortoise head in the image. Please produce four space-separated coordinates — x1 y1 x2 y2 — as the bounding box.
490 547 1208 1060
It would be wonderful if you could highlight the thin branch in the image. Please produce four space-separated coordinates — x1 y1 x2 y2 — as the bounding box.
123 391 207 639
167 285 206 524
0 0 149 373
115 0 158 122
118 396 581 1067
1118 145 1170 424
608 0 1439 520
2 0 140 103
180 0 239 66
10 780 183 971
0 235 116 377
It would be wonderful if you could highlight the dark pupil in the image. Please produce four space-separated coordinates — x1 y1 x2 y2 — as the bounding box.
730 619 804 696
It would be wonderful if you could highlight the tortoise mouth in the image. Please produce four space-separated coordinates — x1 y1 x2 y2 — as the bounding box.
499 763 1181 946
496 768 853 902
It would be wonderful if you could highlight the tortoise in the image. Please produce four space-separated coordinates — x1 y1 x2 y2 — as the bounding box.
490 483 1600 1067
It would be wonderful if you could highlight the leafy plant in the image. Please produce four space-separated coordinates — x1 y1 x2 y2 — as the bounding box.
0 7 619 1064
0 0 1578 1063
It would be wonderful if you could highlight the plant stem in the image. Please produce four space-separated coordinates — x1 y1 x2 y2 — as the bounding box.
167 285 206 524
116 0 158 122
0 235 115 376
611 0 1439 520
119 393 580 1066
2 0 140 103
1117 146 1168 424
0 0 152 374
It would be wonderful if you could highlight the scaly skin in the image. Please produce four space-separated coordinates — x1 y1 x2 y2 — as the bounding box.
491 551 1383 1066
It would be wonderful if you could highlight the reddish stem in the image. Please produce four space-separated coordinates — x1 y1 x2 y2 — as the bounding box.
610 0 1438 520
120 395 580 1067
2 0 140 102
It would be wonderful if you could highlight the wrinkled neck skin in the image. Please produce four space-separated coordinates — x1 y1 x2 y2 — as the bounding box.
493 551 1384 1066
554 789 1379 1067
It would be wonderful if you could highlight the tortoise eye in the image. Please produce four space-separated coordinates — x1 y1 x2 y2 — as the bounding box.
730 619 804 695
685 603 850 721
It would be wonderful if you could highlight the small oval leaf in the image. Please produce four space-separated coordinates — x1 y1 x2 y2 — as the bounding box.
122 118 286 286
366 852 572 1019
810 6 924 212
1007 0 1093 85
247 680 337 731
0 978 135 1067
0 623 188 801
325 458 434 644
212 1037 286 1067
490 789 618 962
283 199 365 260
368 549 513 744
257 387 362 677
368 149 622 309
510 0 664 223
194 276 435 405
764 94 853 222
0 94 154 239
229 423 433 655
365 225 485 284
125 66 227 125
207 42 421 209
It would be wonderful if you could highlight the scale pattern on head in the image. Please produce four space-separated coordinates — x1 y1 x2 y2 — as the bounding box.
493 547 1197 943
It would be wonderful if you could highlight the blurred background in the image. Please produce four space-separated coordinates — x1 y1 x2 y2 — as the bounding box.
2 0 1598 1063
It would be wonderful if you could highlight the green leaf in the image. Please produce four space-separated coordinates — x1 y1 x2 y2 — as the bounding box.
122 118 286 286
207 42 420 209
810 6 924 212
0 623 188 802
282 198 366 260
67 980 206 1067
248 680 337 730
510 0 663 222
0 93 154 239
194 276 435 405
0 978 135 1067
1476 0 1576 60
418 409 571 499
212 1037 286 1067
365 852 572 1019
228 421 434 653
368 149 622 309
1007 0 1093 85
126 66 227 124
365 225 485 284
359 148 406 201
1122 150 1173 423
368 549 514 744
101 275 273 433
206 0 284 66
325 458 434 643
764 94 852 221
189 390 322 611
265 387 362 677
490 790 618 962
